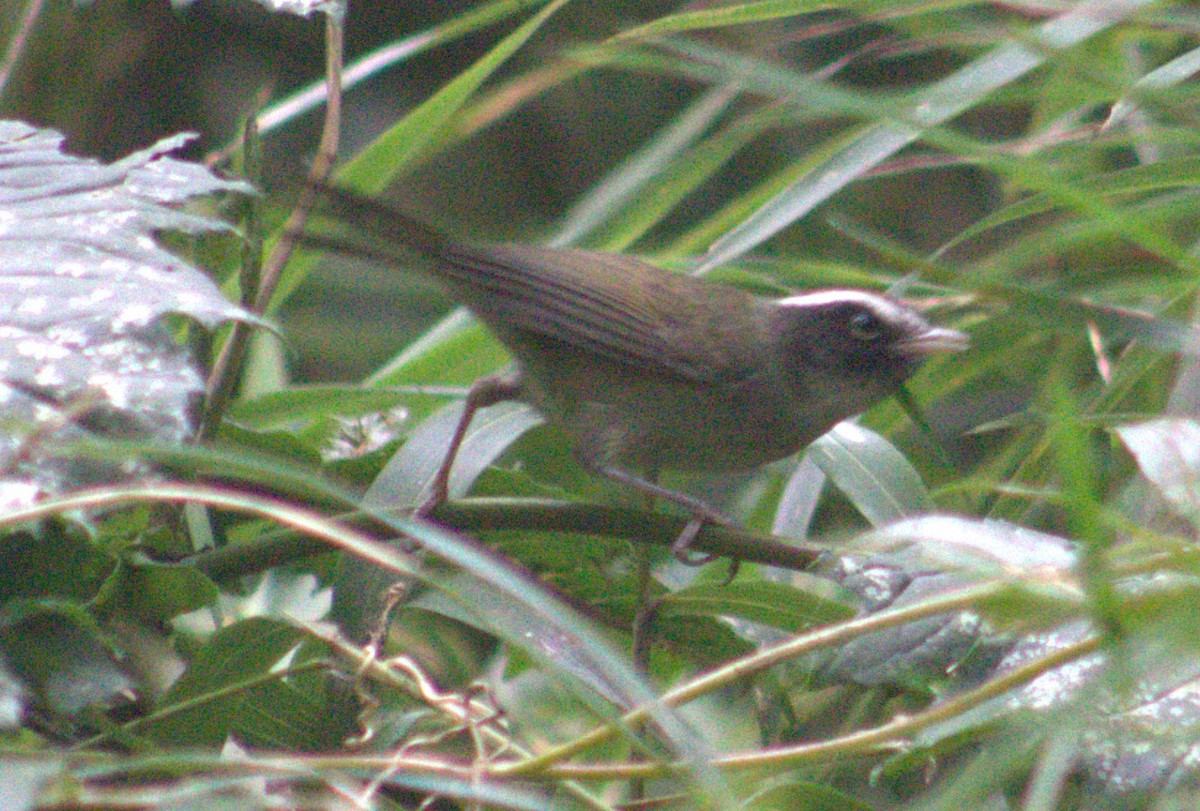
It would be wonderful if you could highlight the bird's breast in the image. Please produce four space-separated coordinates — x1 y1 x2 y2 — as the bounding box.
514 343 815 472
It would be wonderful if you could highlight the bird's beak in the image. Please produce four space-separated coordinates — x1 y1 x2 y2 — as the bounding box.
896 327 970 357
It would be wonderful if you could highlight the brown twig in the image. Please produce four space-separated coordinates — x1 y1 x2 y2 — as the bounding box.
200 12 344 439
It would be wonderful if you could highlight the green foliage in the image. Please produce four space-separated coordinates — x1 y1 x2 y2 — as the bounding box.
4 0 1200 808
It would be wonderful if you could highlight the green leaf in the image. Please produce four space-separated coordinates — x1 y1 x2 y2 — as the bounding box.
741 779 874 811
364 399 543 508
252 0 550 135
269 0 571 310
685 0 1157 271
368 310 510 386
808 422 933 525
856 515 1077 574
0 526 113 605
228 384 449 430
659 577 854 633
1116 418 1200 530
0 601 135 716
615 0 853 40
373 514 734 802
0 760 60 811
337 0 571 190
148 618 355 749
99 556 219 625
770 455 825 540
553 85 746 250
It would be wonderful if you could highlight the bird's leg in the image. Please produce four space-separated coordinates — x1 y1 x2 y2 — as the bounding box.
625 468 739 662
630 470 660 672
598 465 731 566
417 376 523 517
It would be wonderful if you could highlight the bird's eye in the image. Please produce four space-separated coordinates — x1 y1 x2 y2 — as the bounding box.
848 311 882 340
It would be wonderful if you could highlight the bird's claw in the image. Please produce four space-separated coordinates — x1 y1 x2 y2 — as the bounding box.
669 510 739 584
413 495 440 521
670 516 715 565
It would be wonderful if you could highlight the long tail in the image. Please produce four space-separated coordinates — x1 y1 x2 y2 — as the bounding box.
297 183 454 264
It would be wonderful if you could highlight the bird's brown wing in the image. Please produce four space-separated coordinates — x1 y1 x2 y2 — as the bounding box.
304 185 761 383
440 243 762 384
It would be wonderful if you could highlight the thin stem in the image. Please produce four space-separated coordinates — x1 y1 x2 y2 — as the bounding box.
0 0 46 99
501 580 1034 777
200 11 344 439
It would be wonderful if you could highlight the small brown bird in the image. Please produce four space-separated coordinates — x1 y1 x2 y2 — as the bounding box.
304 187 967 557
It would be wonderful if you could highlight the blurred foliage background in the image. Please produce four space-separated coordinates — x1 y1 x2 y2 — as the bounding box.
1 0 997 379
2 0 1200 809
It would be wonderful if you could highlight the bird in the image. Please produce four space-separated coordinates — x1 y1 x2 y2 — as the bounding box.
301 186 968 559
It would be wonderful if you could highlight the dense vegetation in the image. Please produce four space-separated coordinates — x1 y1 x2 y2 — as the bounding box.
1 1 1199 808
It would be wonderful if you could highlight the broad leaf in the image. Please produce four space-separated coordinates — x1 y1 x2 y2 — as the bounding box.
0 122 251 507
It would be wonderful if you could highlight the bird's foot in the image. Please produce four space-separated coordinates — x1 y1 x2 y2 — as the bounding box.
670 508 740 584
597 464 741 574
413 490 443 521
670 515 715 565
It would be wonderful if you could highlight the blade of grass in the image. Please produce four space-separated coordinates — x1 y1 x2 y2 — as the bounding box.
336 0 572 192
668 0 1156 271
